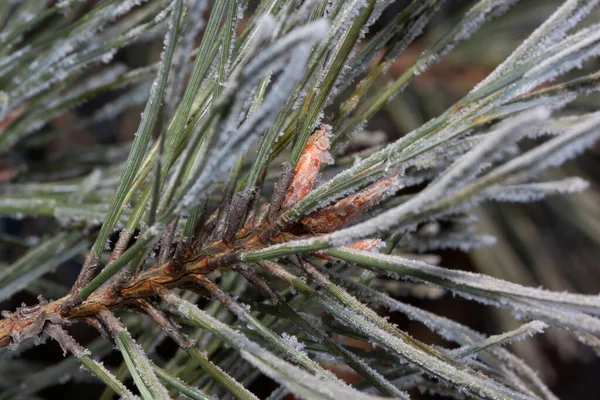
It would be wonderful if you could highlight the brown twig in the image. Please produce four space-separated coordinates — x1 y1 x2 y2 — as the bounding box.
230 263 279 304
97 308 126 338
244 167 268 228
158 218 179 265
266 162 294 223
137 299 192 349
109 229 133 264
69 251 101 294
224 190 255 242
45 323 87 357
195 275 252 316
0 130 339 351
0 221 287 349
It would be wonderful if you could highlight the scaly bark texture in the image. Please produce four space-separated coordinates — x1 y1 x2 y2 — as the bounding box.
0 127 387 349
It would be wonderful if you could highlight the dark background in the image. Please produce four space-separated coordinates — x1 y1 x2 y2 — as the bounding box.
1 1 599 398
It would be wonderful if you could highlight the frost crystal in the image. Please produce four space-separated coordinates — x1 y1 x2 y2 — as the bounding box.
281 332 306 353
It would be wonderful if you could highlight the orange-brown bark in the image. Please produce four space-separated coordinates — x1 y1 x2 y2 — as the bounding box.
301 172 401 233
0 227 295 349
282 124 332 211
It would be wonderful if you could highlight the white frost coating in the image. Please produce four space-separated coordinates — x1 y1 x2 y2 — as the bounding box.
243 18 328 79
248 111 600 256
452 321 548 359
418 108 550 204
572 331 600 357
523 22 600 82
327 0 402 97
416 0 518 76
451 0 518 44
313 294 530 400
541 112 600 136
282 0 321 33
336 255 600 336
337 248 600 316
241 350 384 400
9 0 167 112
307 315 410 399
53 205 109 226
27 0 146 76
116 329 171 400
164 0 208 118
340 275 487 345
493 92 580 124
161 369 217 400
322 0 368 52
219 83 254 140
91 83 150 123
297 261 509 397
354 0 439 80
44 64 127 111
230 12 276 70
474 0 599 91
208 282 331 377
101 49 116 64
82 357 140 400
82 0 181 255
161 294 366 398
177 25 328 213
338 277 559 400
504 299 600 337
385 3 438 65
405 227 496 253
489 111 600 180
172 15 320 186
280 333 306 354
486 177 589 203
